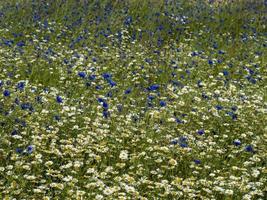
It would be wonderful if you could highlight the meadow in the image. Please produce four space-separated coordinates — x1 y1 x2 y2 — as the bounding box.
0 0 266 199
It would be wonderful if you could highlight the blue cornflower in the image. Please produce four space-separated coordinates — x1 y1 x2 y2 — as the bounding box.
178 136 188 148
245 145 254 152
21 103 32 110
108 79 117 87
148 84 159 91
194 159 201 164
54 115 61 121
3 90 10 97
97 98 104 103
17 82 25 90
208 60 213 65
176 118 183 124
218 50 225 54
170 139 178 145
227 111 238 120
124 88 132 94
215 105 223 110
179 143 188 148
89 74 96 80
197 129 205 135
27 145 34 154
17 41 25 47
159 100 166 107
16 148 23 154
78 71 86 78
124 16 133 26
223 70 229 76
102 101 109 110
148 95 155 101
102 73 112 80
11 130 18 136
103 110 109 118
233 139 241 146
56 96 63 103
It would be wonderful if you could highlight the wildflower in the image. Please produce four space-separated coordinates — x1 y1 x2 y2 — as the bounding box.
78 71 86 78
27 145 34 154
16 148 23 154
233 139 241 146
102 101 109 110
245 145 254 153
215 105 223 110
197 129 205 135
148 84 159 91
119 150 129 160
159 100 166 107
169 158 177 166
17 82 25 90
3 90 10 97
56 96 63 103
102 73 112 80
17 41 25 47
208 60 213 65
124 88 132 94
108 79 117 87
194 159 201 164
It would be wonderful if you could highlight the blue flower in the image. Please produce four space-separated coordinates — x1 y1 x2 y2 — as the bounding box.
16 148 23 154
102 101 109 110
124 88 132 94
56 96 63 103
27 145 34 154
175 118 183 124
78 71 86 78
197 129 205 135
17 41 25 47
208 60 213 65
215 105 223 110
54 115 61 121
103 110 109 118
17 82 25 90
170 139 178 145
159 100 166 107
97 98 104 103
125 16 133 26
233 139 241 146
11 130 18 136
245 145 254 153
102 73 112 80
3 90 10 97
223 70 229 76
148 84 159 91
21 103 32 110
89 74 96 80
108 79 117 87
194 159 201 164
148 95 155 101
